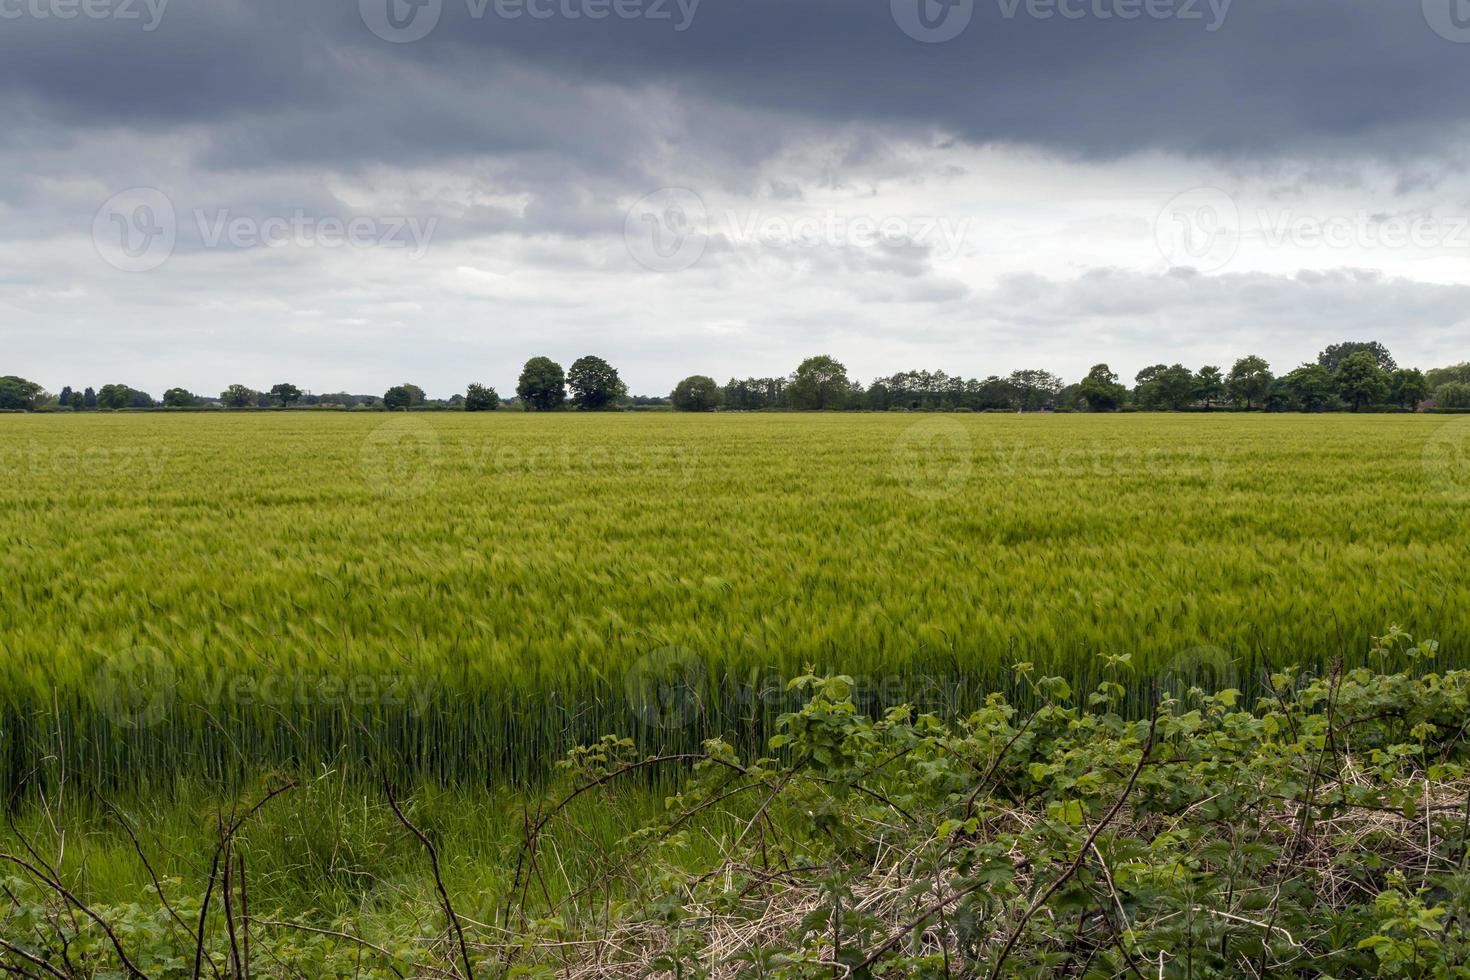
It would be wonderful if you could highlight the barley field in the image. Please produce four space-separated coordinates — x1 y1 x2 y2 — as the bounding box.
2 411 1468 793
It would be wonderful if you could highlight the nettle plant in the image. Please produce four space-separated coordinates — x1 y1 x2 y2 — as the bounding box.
522 627 1470 978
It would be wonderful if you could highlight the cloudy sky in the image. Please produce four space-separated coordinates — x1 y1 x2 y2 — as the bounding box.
3 0 1470 398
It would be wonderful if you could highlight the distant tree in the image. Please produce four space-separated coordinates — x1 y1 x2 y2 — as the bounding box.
787 356 851 411
1193 366 1226 407
96 384 151 410
1319 341 1395 374
1436 382 1470 409
518 357 567 411
83 387 97 409
270 383 303 407
0 376 43 410
1226 356 1274 410
1334 351 1389 411
671 375 723 412
1279 364 1336 412
1426 363 1470 389
465 383 500 412
1008 370 1064 412
1134 364 1195 411
221 384 258 408
724 377 788 411
568 355 628 411
383 386 413 412
401 384 427 408
162 387 195 408
58 386 74 408
1076 364 1127 412
1388 369 1429 410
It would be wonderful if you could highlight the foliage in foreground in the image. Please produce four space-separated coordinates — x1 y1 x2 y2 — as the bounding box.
3 629 1469 977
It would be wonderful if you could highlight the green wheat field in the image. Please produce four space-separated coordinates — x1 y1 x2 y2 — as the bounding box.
3 411 1470 796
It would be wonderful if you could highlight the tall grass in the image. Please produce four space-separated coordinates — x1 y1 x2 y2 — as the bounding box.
1 412 1466 794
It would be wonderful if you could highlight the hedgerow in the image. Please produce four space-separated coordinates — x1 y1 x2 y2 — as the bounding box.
3 629 1467 977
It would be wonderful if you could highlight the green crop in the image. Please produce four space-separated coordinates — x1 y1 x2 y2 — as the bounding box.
1 412 1468 793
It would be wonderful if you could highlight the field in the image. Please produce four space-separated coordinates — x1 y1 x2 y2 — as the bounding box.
4 411 1470 974
3 411 1470 795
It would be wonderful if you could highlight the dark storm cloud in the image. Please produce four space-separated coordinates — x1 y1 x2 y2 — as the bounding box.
2 0 1467 170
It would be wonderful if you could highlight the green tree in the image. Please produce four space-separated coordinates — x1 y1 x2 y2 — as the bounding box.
1193 365 1226 407
671 375 723 412
1388 369 1429 410
1134 364 1195 411
221 384 258 408
517 357 567 412
1334 350 1389 411
96 384 152 410
162 388 195 408
1076 364 1127 412
787 356 851 411
567 355 628 411
1279 364 1336 412
270 383 303 407
1436 382 1470 408
1226 355 1274 410
1319 341 1395 374
383 385 413 412
465 383 500 412
1008 369 1063 412
58 386 74 408
83 387 97 409
0 376 43 410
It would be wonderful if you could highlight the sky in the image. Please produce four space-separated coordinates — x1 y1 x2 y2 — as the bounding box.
3 0 1470 399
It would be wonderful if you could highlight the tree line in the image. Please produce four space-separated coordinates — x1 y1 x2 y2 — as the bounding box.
4 342 1468 414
